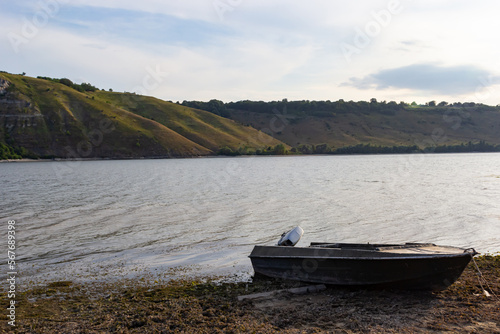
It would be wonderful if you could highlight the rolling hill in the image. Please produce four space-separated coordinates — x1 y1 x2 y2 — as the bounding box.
228 107 500 149
184 99 500 152
0 72 283 159
3 71 500 160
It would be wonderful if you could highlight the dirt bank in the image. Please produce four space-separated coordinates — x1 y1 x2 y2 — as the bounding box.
2 255 499 333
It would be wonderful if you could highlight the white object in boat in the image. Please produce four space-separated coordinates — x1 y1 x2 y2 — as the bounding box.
277 226 304 246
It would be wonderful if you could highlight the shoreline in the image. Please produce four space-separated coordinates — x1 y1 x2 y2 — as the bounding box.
2 150 500 163
4 255 499 333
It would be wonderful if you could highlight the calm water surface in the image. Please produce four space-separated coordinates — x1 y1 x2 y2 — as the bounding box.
1 153 500 285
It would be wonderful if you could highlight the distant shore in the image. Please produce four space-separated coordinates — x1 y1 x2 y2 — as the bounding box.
4 255 499 333
0 158 57 163
0 156 202 163
2 150 500 164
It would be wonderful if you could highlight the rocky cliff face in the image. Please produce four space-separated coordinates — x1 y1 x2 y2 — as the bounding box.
0 78 10 95
0 78 43 130
0 77 47 159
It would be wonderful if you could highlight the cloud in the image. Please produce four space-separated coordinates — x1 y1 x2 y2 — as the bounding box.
3 1 500 104
342 63 500 95
48 6 234 49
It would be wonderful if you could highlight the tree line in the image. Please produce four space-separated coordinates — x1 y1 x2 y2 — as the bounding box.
182 98 500 118
4 141 499 160
0 142 38 160
37 76 99 93
216 142 500 156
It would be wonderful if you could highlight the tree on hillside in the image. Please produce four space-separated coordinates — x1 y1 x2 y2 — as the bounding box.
207 99 229 117
297 144 313 154
59 78 74 87
78 82 98 92
314 143 332 154
369 98 381 112
272 144 287 155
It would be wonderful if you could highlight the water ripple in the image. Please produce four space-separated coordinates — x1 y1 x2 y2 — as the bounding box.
1 154 500 284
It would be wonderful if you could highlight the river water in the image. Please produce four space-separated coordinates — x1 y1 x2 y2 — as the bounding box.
1 153 500 285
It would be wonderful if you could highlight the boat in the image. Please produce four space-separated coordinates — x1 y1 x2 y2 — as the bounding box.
249 227 478 291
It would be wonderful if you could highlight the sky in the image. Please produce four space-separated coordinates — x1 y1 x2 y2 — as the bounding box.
2 0 500 105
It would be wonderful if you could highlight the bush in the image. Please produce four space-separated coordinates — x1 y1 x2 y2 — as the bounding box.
0 143 37 159
217 146 239 156
59 78 74 87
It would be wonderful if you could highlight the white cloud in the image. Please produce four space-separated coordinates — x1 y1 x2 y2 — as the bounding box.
3 1 500 105
343 64 500 95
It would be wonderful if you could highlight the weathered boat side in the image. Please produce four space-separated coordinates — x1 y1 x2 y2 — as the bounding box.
249 243 475 290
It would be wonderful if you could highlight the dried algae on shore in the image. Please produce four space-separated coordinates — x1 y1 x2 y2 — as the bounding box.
2 255 499 333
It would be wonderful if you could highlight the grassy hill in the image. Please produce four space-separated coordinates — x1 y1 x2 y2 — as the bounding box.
187 99 500 152
3 71 500 160
228 107 500 148
0 72 283 159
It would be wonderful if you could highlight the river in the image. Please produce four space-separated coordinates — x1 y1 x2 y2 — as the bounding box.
1 153 500 285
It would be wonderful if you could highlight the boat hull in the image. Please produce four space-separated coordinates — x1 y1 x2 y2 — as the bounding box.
249 244 475 291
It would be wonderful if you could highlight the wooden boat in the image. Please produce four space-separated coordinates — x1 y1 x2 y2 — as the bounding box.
250 241 478 291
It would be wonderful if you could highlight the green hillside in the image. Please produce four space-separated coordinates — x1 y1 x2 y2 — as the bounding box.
228 107 500 148
0 72 283 159
3 71 500 160
183 99 500 152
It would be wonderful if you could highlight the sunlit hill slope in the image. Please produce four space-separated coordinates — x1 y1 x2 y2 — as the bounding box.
0 72 283 159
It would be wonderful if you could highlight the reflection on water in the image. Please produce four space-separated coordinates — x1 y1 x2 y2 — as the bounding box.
1 153 500 284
